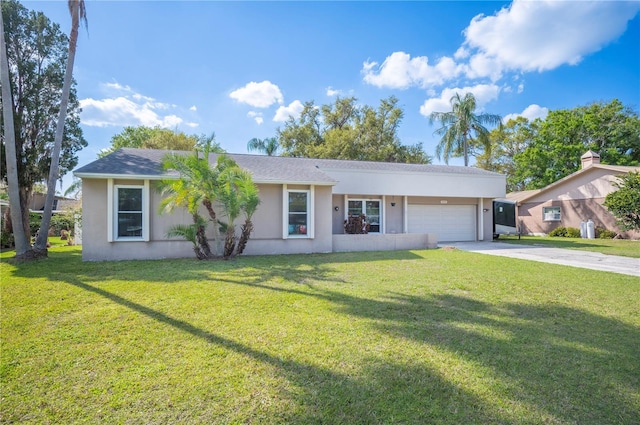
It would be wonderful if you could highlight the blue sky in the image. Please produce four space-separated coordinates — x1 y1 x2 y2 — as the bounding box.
23 0 640 190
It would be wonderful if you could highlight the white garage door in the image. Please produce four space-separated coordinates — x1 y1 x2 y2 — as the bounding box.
408 205 476 242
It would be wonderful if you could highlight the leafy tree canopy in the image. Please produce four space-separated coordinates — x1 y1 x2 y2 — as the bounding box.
1 0 86 239
604 171 640 232
474 116 539 192
277 96 431 164
512 99 640 190
100 126 209 157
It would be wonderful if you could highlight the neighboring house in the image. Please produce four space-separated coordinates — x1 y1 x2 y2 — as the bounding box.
29 192 79 214
74 148 506 261
507 151 640 239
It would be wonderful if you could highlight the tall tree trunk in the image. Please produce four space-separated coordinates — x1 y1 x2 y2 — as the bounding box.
223 226 236 259
0 10 31 258
19 187 32 241
236 219 253 256
35 1 83 254
192 214 212 259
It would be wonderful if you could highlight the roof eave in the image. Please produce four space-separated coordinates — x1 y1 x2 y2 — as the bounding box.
74 172 336 186
74 172 176 180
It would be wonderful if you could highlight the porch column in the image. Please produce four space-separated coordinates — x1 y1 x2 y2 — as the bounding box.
478 197 484 241
381 195 386 234
403 196 408 233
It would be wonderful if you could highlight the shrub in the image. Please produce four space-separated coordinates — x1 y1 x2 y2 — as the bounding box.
548 227 581 238
50 213 75 236
29 212 41 236
596 227 617 239
0 230 14 248
565 227 581 238
548 227 567 237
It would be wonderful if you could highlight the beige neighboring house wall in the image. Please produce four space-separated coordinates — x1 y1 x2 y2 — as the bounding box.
29 192 79 212
75 149 506 261
509 153 640 239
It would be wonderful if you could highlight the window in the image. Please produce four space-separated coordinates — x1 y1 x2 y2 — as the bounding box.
287 190 310 237
348 199 381 233
109 181 149 242
117 187 143 238
543 206 561 221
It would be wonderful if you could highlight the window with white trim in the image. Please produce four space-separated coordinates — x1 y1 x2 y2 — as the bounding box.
348 199 381 233
111 183 149 241
287 190 310 237
543 206 561 221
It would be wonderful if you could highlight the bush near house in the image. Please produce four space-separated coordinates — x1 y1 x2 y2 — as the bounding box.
548 227 581 238
596 227 617 239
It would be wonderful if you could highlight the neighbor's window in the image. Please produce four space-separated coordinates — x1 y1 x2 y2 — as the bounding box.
543 206 561 221
287 190 309 237
116 186 144 239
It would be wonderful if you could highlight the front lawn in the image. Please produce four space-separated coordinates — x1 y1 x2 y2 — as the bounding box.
497 235 640 258
1 246 639 424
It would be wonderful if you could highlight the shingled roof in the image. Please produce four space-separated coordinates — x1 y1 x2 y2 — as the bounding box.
74 148 502 184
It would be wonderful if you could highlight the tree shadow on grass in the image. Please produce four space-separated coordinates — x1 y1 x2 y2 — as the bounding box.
49 276 518 424
6 248 425 286
319 290 640 424
6 251 639 423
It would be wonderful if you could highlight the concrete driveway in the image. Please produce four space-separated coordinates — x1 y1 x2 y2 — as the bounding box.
448 241 640 277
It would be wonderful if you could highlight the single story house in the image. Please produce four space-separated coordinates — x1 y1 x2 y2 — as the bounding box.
29 192 80 214
74 148 506 261
507 151 640 239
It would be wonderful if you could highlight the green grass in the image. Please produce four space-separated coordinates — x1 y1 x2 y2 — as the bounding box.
2 246 639 424
497 235 640 258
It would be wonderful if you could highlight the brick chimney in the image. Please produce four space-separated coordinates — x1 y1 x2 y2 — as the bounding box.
581 150 600 169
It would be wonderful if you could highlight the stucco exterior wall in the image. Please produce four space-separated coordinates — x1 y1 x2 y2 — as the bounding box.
242 184 334 255
525 168 621 202
516 168 639 239
385 197 404 234
518 198 639 238
333 233 437 252
481 198 493 241
325 168 505 198
82 180 335 260
82 179 201 261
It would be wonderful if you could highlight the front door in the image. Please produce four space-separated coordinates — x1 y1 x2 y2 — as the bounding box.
348 199 381 233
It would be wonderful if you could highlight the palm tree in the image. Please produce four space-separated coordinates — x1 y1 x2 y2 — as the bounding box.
159 146 217 259
429 92 502 166
166 217 210 260
247 137 279 156
235 175 260 256
35 0 87 254
0 8 31 258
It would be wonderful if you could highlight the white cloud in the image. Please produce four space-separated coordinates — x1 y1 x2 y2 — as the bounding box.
419 84 501 117
247 111 264 125
103 82 133 93
362 51 462 89
79 83 195 128
273 100 304 122
326 86 342 97
185 122 199 128
503 104 549 123
189 105 197 112
463 0 640 74
80 96 186 128
229 80 284 108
